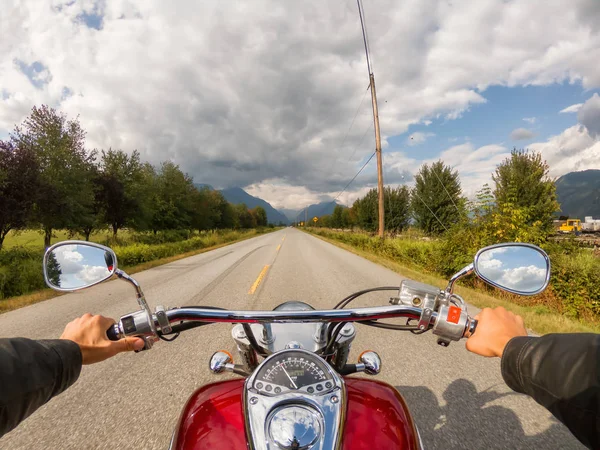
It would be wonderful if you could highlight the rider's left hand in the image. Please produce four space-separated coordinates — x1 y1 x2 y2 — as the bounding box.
60 313 145 364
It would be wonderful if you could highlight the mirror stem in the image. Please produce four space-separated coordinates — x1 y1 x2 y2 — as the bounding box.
115 269 158 339
445 263 474 294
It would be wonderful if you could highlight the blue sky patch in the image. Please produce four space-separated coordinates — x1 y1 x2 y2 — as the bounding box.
386 82 600 161
15 60 51 89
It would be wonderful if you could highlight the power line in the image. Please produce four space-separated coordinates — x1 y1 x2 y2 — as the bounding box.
357 0 373 75
432 166 463 216
326 85 370 173
313 150 377 219
332 151 376 204
413 189 449 232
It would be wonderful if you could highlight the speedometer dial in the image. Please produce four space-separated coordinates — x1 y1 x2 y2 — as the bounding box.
263 356 327 389
253 350 334 395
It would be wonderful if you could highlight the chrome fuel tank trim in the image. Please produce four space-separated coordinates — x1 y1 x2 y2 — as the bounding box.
243 349 346 450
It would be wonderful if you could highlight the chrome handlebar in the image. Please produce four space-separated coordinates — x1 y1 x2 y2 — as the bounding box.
109 304 477 345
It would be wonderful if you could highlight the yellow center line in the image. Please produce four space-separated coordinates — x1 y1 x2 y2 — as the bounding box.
248 265 270 295
276 244 281 252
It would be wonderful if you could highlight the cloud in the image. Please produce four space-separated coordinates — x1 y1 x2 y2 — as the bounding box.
407 132 435 146
1 0 600 203
510 128 535 140
77 265 110 284
529 125 600 177
522 117 537 124
54 246 84 274
560 103 584 114
578 93 600 138
498 265 547 292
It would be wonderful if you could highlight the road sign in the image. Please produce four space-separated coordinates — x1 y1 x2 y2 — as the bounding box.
313 217 318 223
300 222 304 226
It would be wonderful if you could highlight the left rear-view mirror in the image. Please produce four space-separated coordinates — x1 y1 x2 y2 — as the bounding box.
43 241 117 292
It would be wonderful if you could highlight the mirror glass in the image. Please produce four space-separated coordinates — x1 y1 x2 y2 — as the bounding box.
45 243 116 290
474 245 549 295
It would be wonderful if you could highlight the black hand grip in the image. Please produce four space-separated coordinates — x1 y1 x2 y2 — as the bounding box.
106 323 120 341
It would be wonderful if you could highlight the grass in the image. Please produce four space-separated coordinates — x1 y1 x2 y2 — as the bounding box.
305 229 600 335
0 228 277 314
3 229 134 250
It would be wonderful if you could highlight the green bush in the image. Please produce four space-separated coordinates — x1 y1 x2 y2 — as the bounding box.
0 247 46 299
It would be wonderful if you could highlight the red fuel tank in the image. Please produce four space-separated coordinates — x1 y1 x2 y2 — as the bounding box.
171 378 419 450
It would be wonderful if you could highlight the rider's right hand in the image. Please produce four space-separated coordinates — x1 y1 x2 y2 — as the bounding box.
466 307 527 357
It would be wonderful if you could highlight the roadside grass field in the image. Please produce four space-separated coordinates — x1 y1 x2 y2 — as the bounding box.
3 229 134 250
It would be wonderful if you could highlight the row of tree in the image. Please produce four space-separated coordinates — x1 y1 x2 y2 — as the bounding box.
0 105 268 250
312 150 559 237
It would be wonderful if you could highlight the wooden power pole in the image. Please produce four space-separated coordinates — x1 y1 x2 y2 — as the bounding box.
357 0 384 238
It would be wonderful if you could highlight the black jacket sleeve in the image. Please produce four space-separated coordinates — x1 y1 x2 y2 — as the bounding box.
501 334 600 449
0 338 82 438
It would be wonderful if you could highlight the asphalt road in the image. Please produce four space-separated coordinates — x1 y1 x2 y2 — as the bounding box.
0 228 585 449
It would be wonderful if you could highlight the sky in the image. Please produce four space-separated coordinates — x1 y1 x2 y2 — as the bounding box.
52 244 112 289
477 246 548 293
2 0 600 210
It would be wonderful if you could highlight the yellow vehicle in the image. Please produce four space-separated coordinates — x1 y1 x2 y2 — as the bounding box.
557 219 582 234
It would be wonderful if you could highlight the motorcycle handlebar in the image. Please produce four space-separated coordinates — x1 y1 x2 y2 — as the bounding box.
110 304 477 342
163 305 426 324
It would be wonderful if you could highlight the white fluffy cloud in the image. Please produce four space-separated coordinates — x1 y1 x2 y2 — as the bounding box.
510 128 535 141
2 0 600 208
560 103 584 114
578 93 600 138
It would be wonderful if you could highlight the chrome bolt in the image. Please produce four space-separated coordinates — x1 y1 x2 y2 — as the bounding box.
419 325 425 330
330 395 339 403
250 397 258 405
340 325 354 337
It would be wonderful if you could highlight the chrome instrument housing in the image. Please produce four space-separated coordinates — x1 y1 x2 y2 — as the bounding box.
243 349 346 450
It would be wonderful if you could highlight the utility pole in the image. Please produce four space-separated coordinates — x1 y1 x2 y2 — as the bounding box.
357 0 384 238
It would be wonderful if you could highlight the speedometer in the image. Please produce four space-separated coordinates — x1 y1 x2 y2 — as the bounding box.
253 350 334 395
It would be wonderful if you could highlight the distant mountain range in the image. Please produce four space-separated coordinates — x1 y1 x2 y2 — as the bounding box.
194 184 290 225
193 184 342 225
282 202 339 222
555 170 600 219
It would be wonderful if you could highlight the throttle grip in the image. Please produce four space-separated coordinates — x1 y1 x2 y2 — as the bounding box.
106 323 120 341
464 317 478 338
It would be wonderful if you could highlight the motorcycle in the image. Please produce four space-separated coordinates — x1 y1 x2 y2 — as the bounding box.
43 240 550 449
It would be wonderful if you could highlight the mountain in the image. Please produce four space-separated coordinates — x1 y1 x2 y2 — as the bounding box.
219 187 290 225
283 202 340 223
555 170 600 219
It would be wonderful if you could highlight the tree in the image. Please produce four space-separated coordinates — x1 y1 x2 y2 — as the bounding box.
190 187 222 231
46 251 62 287
331 205 345 229
411 160 464 234
353 189 378 231
235 204 256 229
0 141 40 250
96 149 146 238
251 206 268 227
11 105 95 247
492 149 559 232
341 208 353 229
148 161 196 232
384 185 411 233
